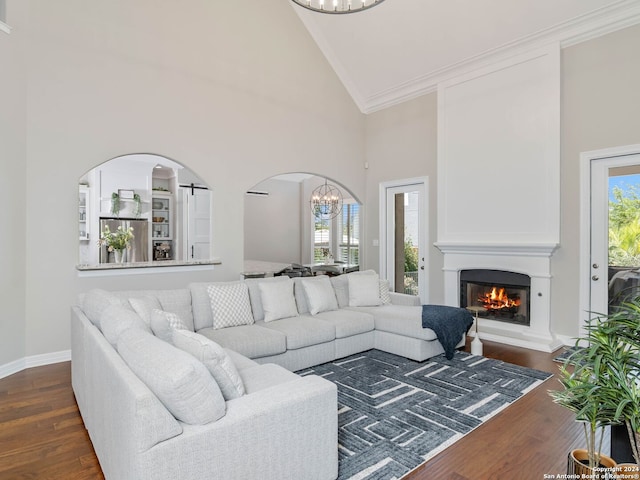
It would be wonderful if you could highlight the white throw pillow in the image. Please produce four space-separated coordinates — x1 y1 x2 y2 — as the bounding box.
150 309 189 344
172 329 245 400
129 296 162 326
348 273 383 307
301 276 338 315
259 278 298 322
82 289 122 329
101 304 151 346
207 282 255 329
117 328 225 425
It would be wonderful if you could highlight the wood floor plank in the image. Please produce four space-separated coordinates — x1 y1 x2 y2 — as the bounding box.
0 340 595 479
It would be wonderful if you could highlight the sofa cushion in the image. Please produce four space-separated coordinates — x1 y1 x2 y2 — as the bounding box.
300 276 338 315
260 316 335 350
350 305 438 341
332 270 384 306
190 282 215 331
245 276 291 322
172 330 245 400
112 289 195 331
348 273 382 307
128 296 162 326
150 309 189 344
207 282 255 329
197 324 287 359
100 304 151 346
82 289 122 329
117 328 226 425
313 309 375 339
292 278 310 314
240 363 300 394
259 278 298 322
224 348 259 371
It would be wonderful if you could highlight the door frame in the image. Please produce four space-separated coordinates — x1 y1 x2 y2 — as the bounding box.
579 143 640 337
379 176 429 302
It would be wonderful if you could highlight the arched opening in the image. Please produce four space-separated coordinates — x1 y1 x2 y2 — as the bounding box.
77 153 213 270
243 173 362 277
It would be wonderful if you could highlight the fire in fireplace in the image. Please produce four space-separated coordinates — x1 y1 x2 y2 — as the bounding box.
460 269 531 326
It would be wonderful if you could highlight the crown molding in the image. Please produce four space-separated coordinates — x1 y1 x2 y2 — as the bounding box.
362 0 640 113
295 0 640 114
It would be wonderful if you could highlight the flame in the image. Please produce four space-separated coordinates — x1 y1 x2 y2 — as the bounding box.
478 287 521 311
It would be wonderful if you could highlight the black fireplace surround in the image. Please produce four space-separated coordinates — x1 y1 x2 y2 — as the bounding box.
460 269 531 326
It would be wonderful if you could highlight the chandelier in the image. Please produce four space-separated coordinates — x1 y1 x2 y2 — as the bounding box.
291 0 386 14
310 179 343 219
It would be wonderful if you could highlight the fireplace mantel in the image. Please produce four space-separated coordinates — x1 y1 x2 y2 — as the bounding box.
437 243 562 352
435 242 559 257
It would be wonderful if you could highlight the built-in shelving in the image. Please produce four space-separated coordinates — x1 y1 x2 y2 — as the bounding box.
151 192 173 261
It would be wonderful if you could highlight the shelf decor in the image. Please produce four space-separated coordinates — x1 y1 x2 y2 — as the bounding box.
111 191 142 217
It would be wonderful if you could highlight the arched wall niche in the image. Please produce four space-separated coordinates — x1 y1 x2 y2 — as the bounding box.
244 172 362 275
77 153 215 270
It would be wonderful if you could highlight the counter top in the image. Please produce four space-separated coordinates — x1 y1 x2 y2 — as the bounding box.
76 258 221 275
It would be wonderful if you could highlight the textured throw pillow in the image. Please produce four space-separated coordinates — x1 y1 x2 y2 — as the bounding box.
117 328 226 425
348 273 383 307
379 279 392 305
100 304 151 346
259 278 298 322
150 309 189 344
207 282 255 329
172 329 245 400
129 296 162 326
301 276 338 315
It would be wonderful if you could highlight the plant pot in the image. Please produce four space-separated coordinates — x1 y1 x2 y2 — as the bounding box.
614 464 640 480
568 449 617 479
113 249 125 264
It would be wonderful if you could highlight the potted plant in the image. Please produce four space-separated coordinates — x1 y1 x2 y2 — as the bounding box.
585 298 640 471
549 319 620 475
98 225 134 263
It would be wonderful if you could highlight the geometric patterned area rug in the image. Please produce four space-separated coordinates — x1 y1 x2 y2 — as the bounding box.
298 349 552 480
553 346 578 363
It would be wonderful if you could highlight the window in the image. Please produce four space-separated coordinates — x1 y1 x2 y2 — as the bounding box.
313 216 330 262
337 202 359 265
313 201 360 265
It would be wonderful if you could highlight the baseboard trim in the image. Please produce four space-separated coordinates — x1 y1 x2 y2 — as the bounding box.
0 350 71 380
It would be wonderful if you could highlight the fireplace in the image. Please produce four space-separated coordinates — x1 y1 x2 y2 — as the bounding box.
460 269 531 327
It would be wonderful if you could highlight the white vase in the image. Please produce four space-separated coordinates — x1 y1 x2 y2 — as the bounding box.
113 249 125 264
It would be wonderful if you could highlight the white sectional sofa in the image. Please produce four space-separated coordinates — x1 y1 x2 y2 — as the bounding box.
71 270 465 480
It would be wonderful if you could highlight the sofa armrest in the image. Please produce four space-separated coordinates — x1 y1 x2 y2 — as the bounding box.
140 375 338 480
390 292 421 306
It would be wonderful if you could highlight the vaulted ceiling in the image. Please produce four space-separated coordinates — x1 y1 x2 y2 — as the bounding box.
291 0 640 113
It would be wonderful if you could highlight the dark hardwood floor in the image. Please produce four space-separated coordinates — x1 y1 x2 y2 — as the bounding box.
0 339 589 480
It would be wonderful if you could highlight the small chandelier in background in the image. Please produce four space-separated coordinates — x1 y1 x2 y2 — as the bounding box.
311 179 343 219
291 0 386 15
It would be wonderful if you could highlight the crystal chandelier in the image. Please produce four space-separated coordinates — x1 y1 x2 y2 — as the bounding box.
310 179 343 219
291 0 386 14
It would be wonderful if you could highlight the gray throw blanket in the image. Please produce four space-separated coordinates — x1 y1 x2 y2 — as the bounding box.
421 305 474 360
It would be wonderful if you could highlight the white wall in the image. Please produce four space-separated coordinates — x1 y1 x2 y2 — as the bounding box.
553 23 640 338
0 1 26 367
363 25 640 339
17 0 365 361
5 2 640 368
363 94 443 303
245 178 302 264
